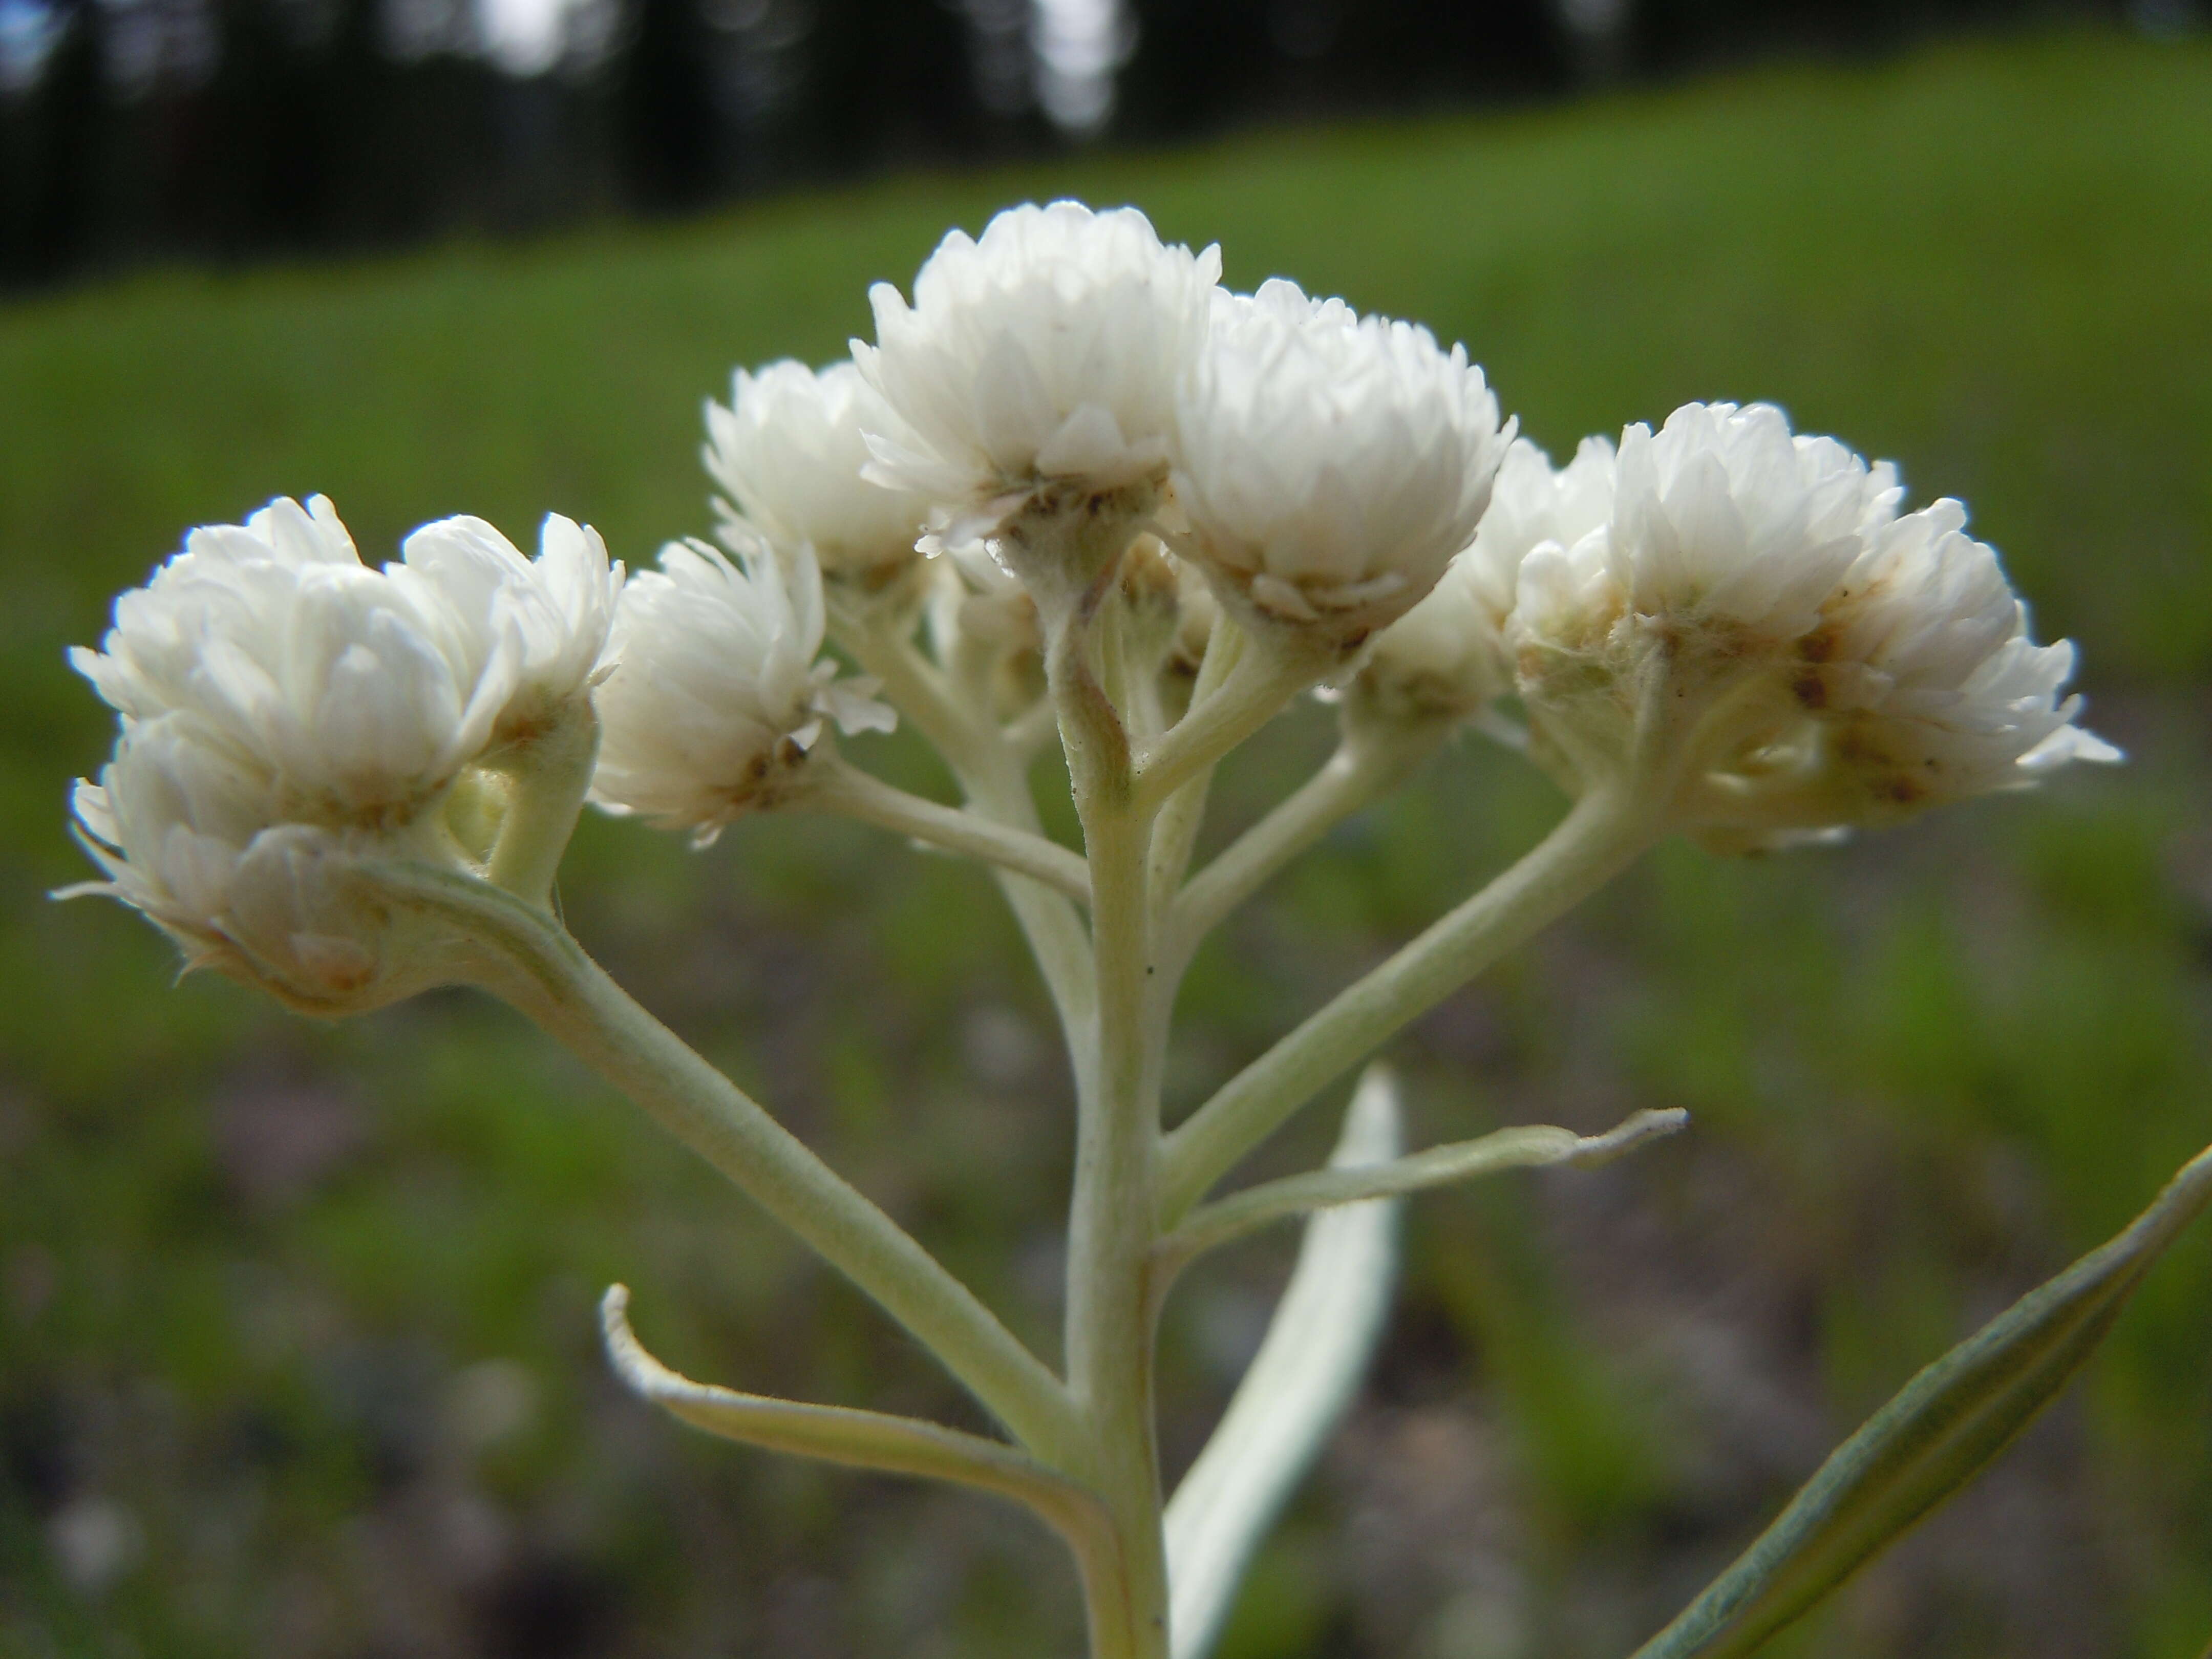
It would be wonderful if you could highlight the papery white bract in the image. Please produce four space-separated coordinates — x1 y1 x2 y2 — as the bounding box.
1610 400 1902 640
1463 435 1619 643
1694 498 2122 834
1173 279 1512 647
854 201 1222 514
590 535 896 843
706 360 933 582
1512 402 1900 666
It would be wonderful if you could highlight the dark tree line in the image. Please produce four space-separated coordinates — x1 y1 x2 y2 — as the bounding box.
0 0 2156 289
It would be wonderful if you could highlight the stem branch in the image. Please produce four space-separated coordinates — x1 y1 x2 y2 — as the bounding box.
1158 787 1657 1222
1169 724 1447 959
1132 629 1312 816
809 757 1091 903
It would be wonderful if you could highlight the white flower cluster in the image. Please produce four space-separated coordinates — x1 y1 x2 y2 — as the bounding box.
698 200 1510 658
68 496 621 1005
69 203 2121 1004
1467 403 2117 838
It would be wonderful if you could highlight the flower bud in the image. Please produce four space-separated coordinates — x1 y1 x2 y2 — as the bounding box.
67 718 473 1012
1165 552 1219 681
397 511 624 751
1115 535 1187 674
1173 280 1512 656
589 535 895 844
705 359 933 590
1349 551 1512 726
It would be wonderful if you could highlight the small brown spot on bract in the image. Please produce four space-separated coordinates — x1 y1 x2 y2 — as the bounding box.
1794 672 1828 710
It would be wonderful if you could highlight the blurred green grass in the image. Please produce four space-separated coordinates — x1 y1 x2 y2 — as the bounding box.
4 24 2211 1659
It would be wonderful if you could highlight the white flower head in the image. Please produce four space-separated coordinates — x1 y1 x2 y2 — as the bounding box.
854 201 1223 518
66 495 623 1004
75 496 515 830
1512 403 1900 667
397 511 624 750
705 359 933 584
1173 279 1513 650
1610 401 1902 637
1501 405 1896 782
1464 435 1618 639
590 533 896 844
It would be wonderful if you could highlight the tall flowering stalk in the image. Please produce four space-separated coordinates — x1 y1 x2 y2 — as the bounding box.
66 202 2209 1659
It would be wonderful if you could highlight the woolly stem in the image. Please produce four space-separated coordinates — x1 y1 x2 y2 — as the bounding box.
1158 786 1658 1223
1168 721 1449 961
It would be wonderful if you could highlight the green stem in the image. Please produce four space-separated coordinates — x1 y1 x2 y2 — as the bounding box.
838 611 1097 1045
1043 571 1174 1659
374 864 1082 1462
1158 786 1657 1223
485 708 601 908
832 608 993 778
1064 793 1172 1659
1131 628 1313 816
1144 613 1238 934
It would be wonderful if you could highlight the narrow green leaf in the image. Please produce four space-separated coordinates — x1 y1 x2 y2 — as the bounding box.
600 1286 1124 1583
1632 1139 2212 1659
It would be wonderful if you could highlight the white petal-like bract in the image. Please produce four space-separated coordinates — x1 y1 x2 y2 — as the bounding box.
1751 498 2123 823
1173 279 1512 646
1464 435 1618 640
67 715 457 1008
398 511 624 747
705 359 933 581
590 535 895 843
855 201 1222 507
